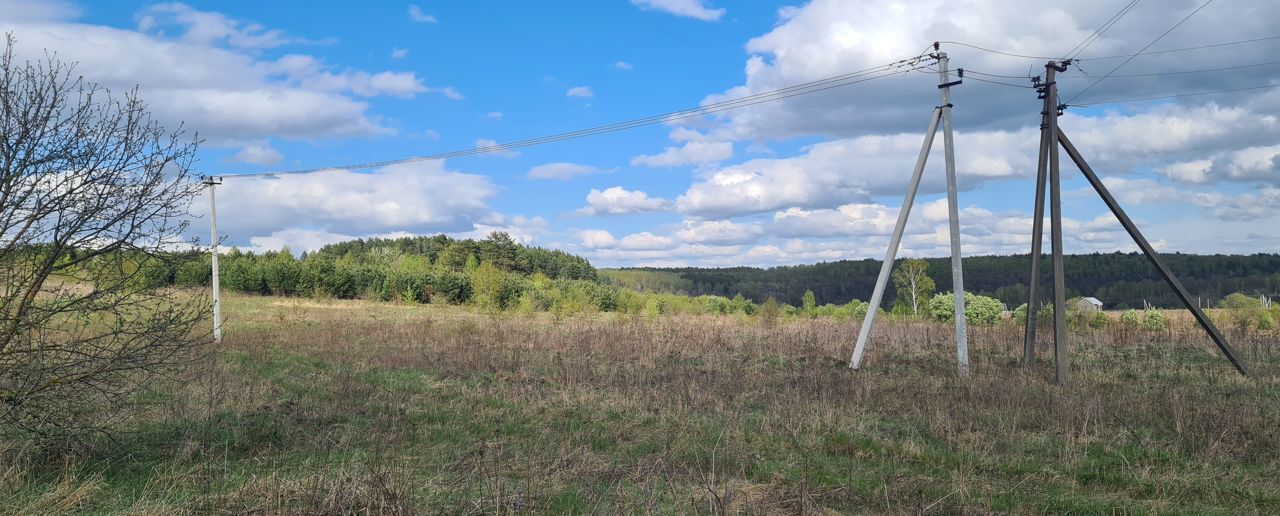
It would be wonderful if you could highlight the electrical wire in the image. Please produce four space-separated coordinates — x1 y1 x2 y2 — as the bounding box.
943 34 1280 63
1058 59 1280 79
1065 0 1142 59
218 55 930 178
936 41 1060 60
965 75 1037 89
920 66 1035 88
1081 34 1280 60
1068 83 1280 106
1064 0 1217 104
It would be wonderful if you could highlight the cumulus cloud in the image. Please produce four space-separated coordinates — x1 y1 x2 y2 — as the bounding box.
227 142 283 166
676 128 1036 218
574 187 672 216
674 220 764 245
579 229 617 249
527 162 605 180
692 0 1280 141
0 3 454 146
631 141 733 168
192 161 499 243
390 47 409 59
630 0 725 21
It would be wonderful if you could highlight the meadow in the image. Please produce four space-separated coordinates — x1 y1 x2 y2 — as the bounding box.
2 293 1278 514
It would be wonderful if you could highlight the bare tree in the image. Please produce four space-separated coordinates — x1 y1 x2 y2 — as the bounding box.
0 35 208 441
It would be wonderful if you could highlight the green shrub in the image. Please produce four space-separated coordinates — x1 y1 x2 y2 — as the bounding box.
928 292 1003 325
1142 310 1167 331
1012 303 1029 324
1088 311 1109 329
1258 313 1275 331
1120 309 1140 328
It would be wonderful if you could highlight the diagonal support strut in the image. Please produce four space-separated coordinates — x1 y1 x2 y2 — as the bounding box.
1057 130 1250 377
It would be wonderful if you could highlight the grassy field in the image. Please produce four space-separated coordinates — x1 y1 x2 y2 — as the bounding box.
3 293 1278 514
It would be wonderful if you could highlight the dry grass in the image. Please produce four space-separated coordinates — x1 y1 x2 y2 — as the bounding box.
2 293 1278 514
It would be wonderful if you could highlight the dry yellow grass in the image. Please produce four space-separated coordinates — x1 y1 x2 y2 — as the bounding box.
2 292 1277 513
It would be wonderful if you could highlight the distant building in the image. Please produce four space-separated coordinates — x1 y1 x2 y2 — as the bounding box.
1076 297 1104 312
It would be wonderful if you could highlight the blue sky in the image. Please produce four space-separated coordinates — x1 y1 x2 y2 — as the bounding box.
3 0 1278 266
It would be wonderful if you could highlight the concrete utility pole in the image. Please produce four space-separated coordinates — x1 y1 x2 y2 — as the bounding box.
1021 60 1250 380
203 176 223 343
1022 60 1070 385
850 44 969 376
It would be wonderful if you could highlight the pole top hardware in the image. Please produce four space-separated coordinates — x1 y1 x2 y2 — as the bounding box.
201 175 223 185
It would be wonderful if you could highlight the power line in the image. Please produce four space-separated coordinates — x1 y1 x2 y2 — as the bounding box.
936 41 1060 60
1065 0 1142 59
1068 83 1280 107
968 58 1280 83
1064 0 1217 104
220 55 930 178
943 34 1280 63
965 75 1037 89
964 69 1034 79
1059 59 1280 79
1082 34 1280 60
921 67 1035 88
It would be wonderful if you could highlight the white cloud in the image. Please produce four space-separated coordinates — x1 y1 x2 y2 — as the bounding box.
630 0 725 21
484 111 503 120
674 220 764 245
138 3 323 49
0 4 453 145
227 142 283 166
631 140 733 168
566 86 595 98
474 138 520 158
0 0 79 22
579 229 617 249
527 162 604 180
618 232 675 251
407 5 437 23
575 187 672 216
692 0 1280 141
612 61 634 71
244 228 356 254
390 47 409 59
675 129 1035 218
194 161 499 242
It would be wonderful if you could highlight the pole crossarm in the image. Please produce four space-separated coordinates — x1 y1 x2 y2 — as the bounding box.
1056 131 1250 376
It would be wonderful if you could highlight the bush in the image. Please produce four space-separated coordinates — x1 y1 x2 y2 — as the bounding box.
758 297 781 328
1012 303 1029 324
1142 310 1167 331
928 292 1003 325
1259 313 1275 331
1120 309 1140 328
1088 311 1109 329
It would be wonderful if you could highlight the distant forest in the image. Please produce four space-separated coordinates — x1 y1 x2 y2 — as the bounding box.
601 253 1280 310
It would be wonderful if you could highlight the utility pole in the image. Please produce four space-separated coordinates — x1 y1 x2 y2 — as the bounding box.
1045 60 1070 385
850 43 969 376
938 52 969 377
1022 74 1051 367
1020 60 1250 379
203 176 223 344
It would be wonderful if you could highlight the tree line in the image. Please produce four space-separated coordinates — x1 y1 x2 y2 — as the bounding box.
604 252 1280 310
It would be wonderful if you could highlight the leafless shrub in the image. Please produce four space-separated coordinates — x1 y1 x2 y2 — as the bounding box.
0 34 208 442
